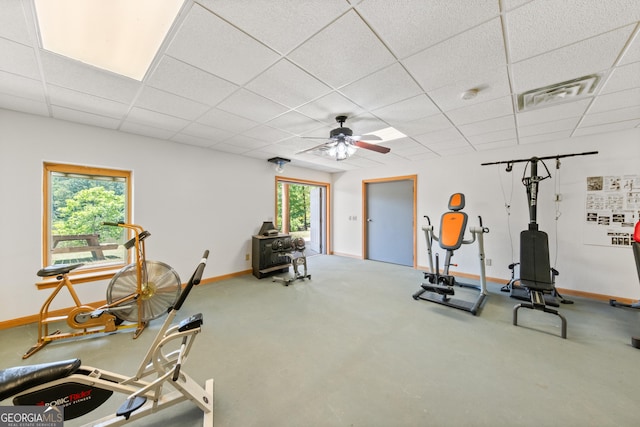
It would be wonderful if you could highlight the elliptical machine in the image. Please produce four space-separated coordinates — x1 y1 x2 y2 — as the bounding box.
412 193 490 315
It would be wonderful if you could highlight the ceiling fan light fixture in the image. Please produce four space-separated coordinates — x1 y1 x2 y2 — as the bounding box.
267 156 290 173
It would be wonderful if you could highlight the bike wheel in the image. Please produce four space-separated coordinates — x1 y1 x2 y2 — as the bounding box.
106 260 181 323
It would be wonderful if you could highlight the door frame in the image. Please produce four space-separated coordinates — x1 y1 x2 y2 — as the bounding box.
275 176 331 254
362 175 417 267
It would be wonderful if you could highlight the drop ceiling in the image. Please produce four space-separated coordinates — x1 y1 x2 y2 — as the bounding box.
1 0 639 173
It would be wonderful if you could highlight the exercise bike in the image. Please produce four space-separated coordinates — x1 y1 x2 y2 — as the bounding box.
0 251 213 426
24 222 181 359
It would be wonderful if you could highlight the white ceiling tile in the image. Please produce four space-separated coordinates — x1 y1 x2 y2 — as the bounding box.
433 145 475 156
200 0 349 54
619 30 640 65
502 0 534 11
135 86 209 120
428 66 512 112
171 133 216 148
180 122 233 141
518 117 581 138
511 25 635 93
580 105 640 128
0 38 39 79
266 111 324 136
146 55 239 106
506 0 640 63
414 127 465 145
0 0 33 44
458 115 515 137
467 128 517 144
402 18 506 92
295 92 365 123
384 138 432 156
0 93 49 116
165 4 280 85
474 139 517 151
589 87 640 113
222 134 269 149
601 62 640 94
48 85 128 119
288 10 396 88
518 130 573 145
126 107 190 133
210 142 253 154
372 94 440 123
0 71 45 102
245 60 332 109
120 121 177 140
242 124 293 143
217 89 289 123
393 113 453 136
41 51 141 104
339 63 423 111
51 105 121 129
197 108 259 133
447 96 514 126
356 0 499 58
573 119 640 136
516 98 591 127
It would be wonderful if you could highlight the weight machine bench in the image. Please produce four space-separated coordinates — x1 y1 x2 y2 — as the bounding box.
513 229 567 339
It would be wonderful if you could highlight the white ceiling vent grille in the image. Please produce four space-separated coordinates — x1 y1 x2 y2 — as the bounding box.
518 74 602 112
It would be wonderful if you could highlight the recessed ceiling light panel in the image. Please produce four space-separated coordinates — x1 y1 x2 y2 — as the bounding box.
518 74 602 112
34 0 184 80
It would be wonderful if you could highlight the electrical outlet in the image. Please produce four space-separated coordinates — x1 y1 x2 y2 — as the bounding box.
486 258 492 266
245 253 250 261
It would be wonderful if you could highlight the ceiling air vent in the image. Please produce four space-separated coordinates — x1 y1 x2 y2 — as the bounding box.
517 73 602 112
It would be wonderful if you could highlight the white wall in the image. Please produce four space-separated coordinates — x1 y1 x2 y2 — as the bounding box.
1 108 638 323
0 110 330 322
331 128 640 300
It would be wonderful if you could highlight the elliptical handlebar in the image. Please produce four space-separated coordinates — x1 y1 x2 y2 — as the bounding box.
172 250 209 312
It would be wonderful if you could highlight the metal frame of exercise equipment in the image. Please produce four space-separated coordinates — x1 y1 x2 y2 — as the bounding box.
482 151 598 338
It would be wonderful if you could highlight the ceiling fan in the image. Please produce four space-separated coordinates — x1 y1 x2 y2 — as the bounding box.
297 115 391 161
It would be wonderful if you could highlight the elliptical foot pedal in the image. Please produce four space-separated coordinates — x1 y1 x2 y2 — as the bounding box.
117 396 147 420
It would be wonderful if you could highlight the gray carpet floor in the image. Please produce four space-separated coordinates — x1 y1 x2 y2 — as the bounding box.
1 254 640 426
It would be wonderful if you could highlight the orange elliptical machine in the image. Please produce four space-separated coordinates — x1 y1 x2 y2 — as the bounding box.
412 193 490 316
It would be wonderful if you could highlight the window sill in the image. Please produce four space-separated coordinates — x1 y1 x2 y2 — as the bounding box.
36 267 121 290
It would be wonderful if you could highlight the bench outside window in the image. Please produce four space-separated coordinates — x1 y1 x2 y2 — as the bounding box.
44 163 131 271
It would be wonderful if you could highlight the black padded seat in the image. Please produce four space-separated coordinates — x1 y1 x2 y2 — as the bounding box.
0 358 81 401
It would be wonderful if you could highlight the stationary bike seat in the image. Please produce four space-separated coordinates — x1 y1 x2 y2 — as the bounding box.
0 358 81 401
37 263 84 278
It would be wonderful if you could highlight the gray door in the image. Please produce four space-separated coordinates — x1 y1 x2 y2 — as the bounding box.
365 179 414 266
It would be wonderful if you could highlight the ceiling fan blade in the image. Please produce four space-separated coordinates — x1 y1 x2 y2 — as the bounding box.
354 140 391 154
296 142 332 155
354 134 382 141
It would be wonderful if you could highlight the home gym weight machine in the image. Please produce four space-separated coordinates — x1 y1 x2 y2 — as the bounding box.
481 151 598 338
412 193 490 315
0 251 213 426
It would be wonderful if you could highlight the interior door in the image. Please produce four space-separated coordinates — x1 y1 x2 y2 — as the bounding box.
365 179 415 266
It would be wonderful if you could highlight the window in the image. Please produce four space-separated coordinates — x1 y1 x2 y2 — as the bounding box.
43 163 131 270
